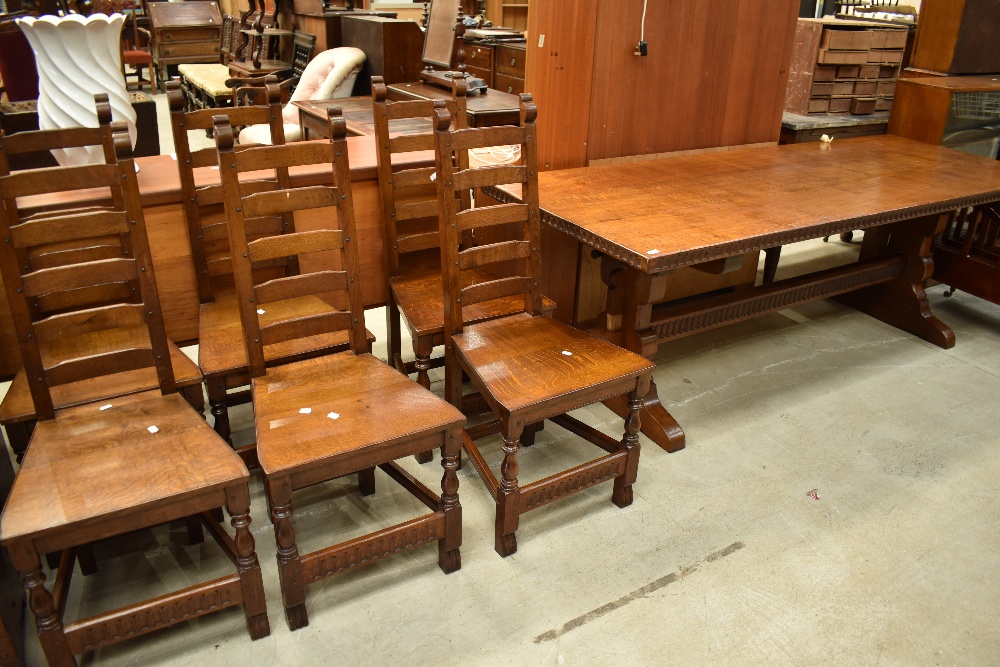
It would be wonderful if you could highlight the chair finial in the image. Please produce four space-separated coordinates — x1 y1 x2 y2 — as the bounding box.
111 122 134 161
165 80 186 113
372 75 387 102
94 93 112 127
519 93 537 125
326 108 347 141
213 115 235 153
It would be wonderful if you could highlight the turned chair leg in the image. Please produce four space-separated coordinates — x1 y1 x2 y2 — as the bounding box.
267 476 308 631
438 429 462 573
612 379 646 508
207 378 232 444
414 338 435 464
495 425 523 557
10 544 75 665
226 484 270 640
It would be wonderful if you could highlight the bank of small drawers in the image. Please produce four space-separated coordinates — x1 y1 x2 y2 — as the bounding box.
453 40 526 94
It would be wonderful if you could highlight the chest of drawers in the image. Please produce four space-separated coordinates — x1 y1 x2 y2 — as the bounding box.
148 2 223 83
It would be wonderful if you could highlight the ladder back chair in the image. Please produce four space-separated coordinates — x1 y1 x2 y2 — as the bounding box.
215 111 465 631
0 94 203 460
433 97 656 557
0 124 270 665
168 81 368 457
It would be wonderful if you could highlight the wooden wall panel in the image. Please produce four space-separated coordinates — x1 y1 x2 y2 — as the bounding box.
585 0 798 162
524 0 599 171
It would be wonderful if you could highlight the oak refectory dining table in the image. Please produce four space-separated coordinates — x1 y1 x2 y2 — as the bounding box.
489 135 1000 452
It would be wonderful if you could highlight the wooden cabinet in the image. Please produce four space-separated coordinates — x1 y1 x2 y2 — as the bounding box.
292 8 397 53
485 0 528 31
784 18 905 116
888 75 1000 156
340 15 424 95
148 1 223 83
909 0 1000 75
494 42 525 94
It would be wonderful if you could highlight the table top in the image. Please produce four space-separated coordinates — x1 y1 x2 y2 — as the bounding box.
294 97 432 137
386 82 520 116
496 135 1000 274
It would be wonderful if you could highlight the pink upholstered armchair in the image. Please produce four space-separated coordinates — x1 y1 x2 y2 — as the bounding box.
236 46 366 145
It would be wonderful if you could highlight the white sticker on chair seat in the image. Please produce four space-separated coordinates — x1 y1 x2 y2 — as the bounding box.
99 404 112 411
328 412 340 420
561 350 572 356
646 249 659 255
257 309 265 315
147 425 159 433
299 407 312 414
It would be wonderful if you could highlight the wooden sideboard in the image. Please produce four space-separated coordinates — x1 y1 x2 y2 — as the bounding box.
0 135 432 380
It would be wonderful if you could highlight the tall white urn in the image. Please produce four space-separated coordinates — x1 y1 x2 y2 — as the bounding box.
17 13 137 166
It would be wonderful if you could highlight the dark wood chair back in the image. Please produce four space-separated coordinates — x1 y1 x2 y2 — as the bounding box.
371 74 469 278
0 94 141 314
0 123 175 421
434 93 543 336
167 79 289 303
214 109 367 379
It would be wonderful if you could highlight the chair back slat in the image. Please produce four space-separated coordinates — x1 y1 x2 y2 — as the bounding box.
392 167 436 190
234 142 332 173
248 229 343 263
0 123 176 420
456 203 528 232
395 199 439 222
459 240 530 271
207 254 288 278
29 243 122 271
449 125 527 152
166 80 287 303
254 270 348 305
434 94 544 345
452 164 527 191
34 303 147 340
260 311 354 347
0 164 120 199
396 230 439 255
388 134 434 154
372 75 469 277
243 186 339 218
45 348 156 387
460 276 534 308
214 109 367 378
0 94 115 173
10 211 130 249
21 258 139 298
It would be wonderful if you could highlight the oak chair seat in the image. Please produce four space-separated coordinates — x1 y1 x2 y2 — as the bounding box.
255 352 465 476
198 293 374 378
2 392 247 544
453 313 654 420
390 266 557 340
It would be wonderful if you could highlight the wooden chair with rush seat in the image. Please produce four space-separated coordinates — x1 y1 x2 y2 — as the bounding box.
167 81 370 460
432 96 656 557
213 109 465 630
0 94 204 461
0 122 269 665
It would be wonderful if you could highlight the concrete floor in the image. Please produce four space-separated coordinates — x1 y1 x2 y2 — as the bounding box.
2 94 998 664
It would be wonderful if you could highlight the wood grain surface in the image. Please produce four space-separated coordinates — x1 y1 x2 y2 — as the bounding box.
496 135 1000 273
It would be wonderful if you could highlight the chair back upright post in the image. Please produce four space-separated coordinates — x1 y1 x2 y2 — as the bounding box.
0 122 175 421
433 94 542 406
167 79 288 303
214 108 367 380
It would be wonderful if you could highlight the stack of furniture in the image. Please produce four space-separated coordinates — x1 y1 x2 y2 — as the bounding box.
887 0 1000 305
784 18 907 116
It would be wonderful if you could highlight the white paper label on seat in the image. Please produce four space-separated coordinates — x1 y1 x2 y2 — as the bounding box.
561 350 572 356
646 249 659 255
257 309 265 315
430 172 436 182
99 404 113 411
299 407 312 414
147 425 159 433
328 412 340 420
